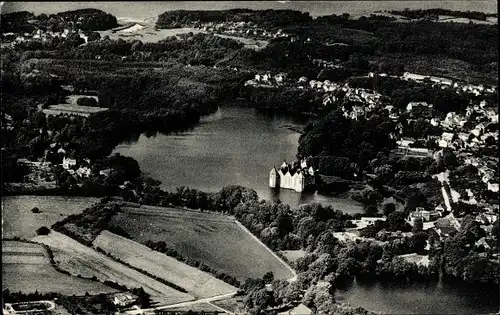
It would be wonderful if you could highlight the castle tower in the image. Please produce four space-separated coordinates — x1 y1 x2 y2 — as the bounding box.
269 167 279 188
294 171 305 192
301 159 307 169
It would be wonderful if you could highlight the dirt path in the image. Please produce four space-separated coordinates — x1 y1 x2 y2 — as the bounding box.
125 291 237 314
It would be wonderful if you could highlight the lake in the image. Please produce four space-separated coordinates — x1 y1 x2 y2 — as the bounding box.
3 1 496 21
335 279 500 314
113 106 365 212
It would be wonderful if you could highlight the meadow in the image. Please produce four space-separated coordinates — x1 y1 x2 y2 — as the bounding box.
33 231 195 305
42 104 108 118
93 230 237 299
2 240 116 295
108 206 295 282
1 196 100 239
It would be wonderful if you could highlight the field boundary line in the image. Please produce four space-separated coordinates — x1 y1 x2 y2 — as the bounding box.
233 220 297 282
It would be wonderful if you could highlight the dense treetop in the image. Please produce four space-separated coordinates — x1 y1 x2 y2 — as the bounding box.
156 9 312 28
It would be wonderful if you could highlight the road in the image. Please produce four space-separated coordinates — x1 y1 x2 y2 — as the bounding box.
125 291 238 314
434 171 452 211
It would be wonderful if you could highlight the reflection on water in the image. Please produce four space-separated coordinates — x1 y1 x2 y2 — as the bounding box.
113 106 364 212
335 278 499 314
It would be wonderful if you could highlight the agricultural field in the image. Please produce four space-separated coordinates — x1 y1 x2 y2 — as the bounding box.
108 206 295 282
42 104 108 118
32 231 195 306
93 231 237 299
211 297 246 314
99 16 203 43
1 195 100 239
2 240 116 295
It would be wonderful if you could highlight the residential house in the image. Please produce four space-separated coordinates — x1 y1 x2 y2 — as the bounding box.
99 168 112 177
487 182 499 192
407 208 442 226
475 237 491 250
76 167 92 178
430 118 440 127
298 76 308 84
438 132 455 148
434 218 458 238
350 217 387 230
406 101 431 112
484 212 498 224
113 293 137 307
278 303 312 315
62 156 77 169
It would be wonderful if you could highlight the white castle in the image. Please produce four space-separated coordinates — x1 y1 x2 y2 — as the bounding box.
269 160 315 192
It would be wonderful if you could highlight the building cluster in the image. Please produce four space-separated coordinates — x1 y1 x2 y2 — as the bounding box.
401 71 497 95
244 72 288 87
199 21 289 40
2 27 90 48
313 58 343 69
15 142 114 188
269 160 315 192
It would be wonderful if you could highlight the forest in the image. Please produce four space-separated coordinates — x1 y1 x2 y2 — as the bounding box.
156 9 312 28
388 8 497 21
1 8 118 33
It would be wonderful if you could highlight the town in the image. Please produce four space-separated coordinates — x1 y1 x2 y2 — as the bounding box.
1 3 499 315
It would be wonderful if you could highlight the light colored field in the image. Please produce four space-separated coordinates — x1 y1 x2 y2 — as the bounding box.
280 250 306 263
94 231 237 299
43 104 108 117
109 206 295 282
397 254 430 267
2 241 116 295
100 22 203 43
437 15 496 25
1 195 100 240
33 231 195 305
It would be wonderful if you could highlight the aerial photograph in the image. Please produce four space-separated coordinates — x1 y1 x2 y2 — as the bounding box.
1 1 498 314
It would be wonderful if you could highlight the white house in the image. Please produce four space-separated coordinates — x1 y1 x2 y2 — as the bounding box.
298 76 308 83
113 293 136 307
406 101 431 112
62 156 77 169
351 217 387 229
76 167 92 178
487 182 499 192
278 303 312 315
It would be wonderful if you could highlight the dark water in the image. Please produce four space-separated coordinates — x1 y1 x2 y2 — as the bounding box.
3 1 496 20
113 107 364 212
335 279 500 314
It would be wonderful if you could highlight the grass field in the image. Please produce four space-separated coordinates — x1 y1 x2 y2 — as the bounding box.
93 230 237 299
280 250 306 263
43 104 108 117
1 196 100 240
108 206 295 282
2 240 116 295
33 231 195 305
